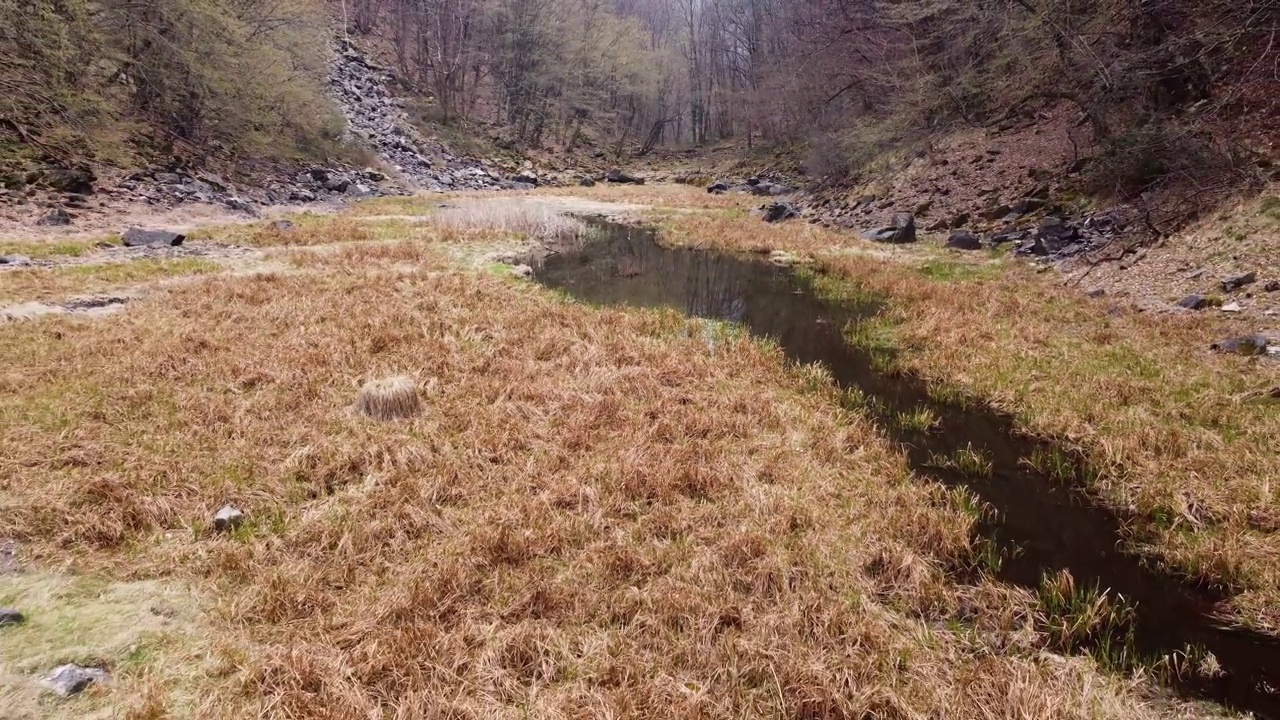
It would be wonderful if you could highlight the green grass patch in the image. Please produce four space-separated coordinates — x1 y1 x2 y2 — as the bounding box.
928 444 994 478
0 240 99 259
916 259 1003 282
64 258 221 283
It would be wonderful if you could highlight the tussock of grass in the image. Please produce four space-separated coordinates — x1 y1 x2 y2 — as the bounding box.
659 209 1280 633
0 248 1188 717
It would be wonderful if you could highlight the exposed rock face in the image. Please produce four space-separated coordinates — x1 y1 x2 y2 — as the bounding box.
328 39 503 192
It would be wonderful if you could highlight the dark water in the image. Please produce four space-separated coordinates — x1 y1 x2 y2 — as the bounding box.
532 220 1280 717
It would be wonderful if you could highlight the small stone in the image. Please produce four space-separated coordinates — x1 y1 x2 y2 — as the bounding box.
0 607 24 626
272 220 296 232
42 664 108 697
1086 289 1107 298
1221 302 1244 313
214 505 245 532
1221 271 1257 293
1177 294 1209 310
510 264 534 279
1264 280 1279 292
1186 267 1206 280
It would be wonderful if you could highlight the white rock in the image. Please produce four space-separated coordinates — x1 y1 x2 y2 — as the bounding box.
214 504 245 532
1221 302 1244 313
43 664 108 697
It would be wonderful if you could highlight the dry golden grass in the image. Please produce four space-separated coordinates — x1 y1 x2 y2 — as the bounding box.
656 210 1280 632
541 182 758 210
0 242 1209 718
0 258 221 306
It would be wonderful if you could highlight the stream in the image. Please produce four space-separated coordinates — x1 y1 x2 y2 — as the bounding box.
530 219 1280 718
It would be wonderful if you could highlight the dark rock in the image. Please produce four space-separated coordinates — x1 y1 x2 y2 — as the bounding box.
746 177 762 186
507 182 536 191
272 220 296 232
1086 289 1107 298
578 177 596 187
214 505 245 532
0 254 33 266
1221 271 1257 293
509 172 539 186
44 166 96 194
62 193 91 209
43 664 108 697
707 181 730 194
950 212 971 229
363 169 388 182
1032 217 1080 255
1177 294 1209 310
1011 197 1048 215
763 202 799 223
1265 280 1280 293
121 228 186 248
324 178 351 193
945 232 982 250
982 204 1012 221
308 168 330 183
37 208 72 227
604 169 645 185
1211 335 1269 356
0 608 23 626
863 214 917 244
224 197 256 214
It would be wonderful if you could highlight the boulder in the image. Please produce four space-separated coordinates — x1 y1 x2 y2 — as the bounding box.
1 255 33 266
604 169 645 185
43 664 108 697
707 181 730 194
863 213 917 244
1221 271 1257 293
121 228 186 248
763 202 799 223
1211 335 1269 356
578 177 596 187
982 204 1012 221
324 178 351 193
1032 217 1079 255
509 172 539 186
0 607 24 626
1265 280 1280 293
44 167 96 194
945 231 982 250
37 208 72 227
949 212 971 229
